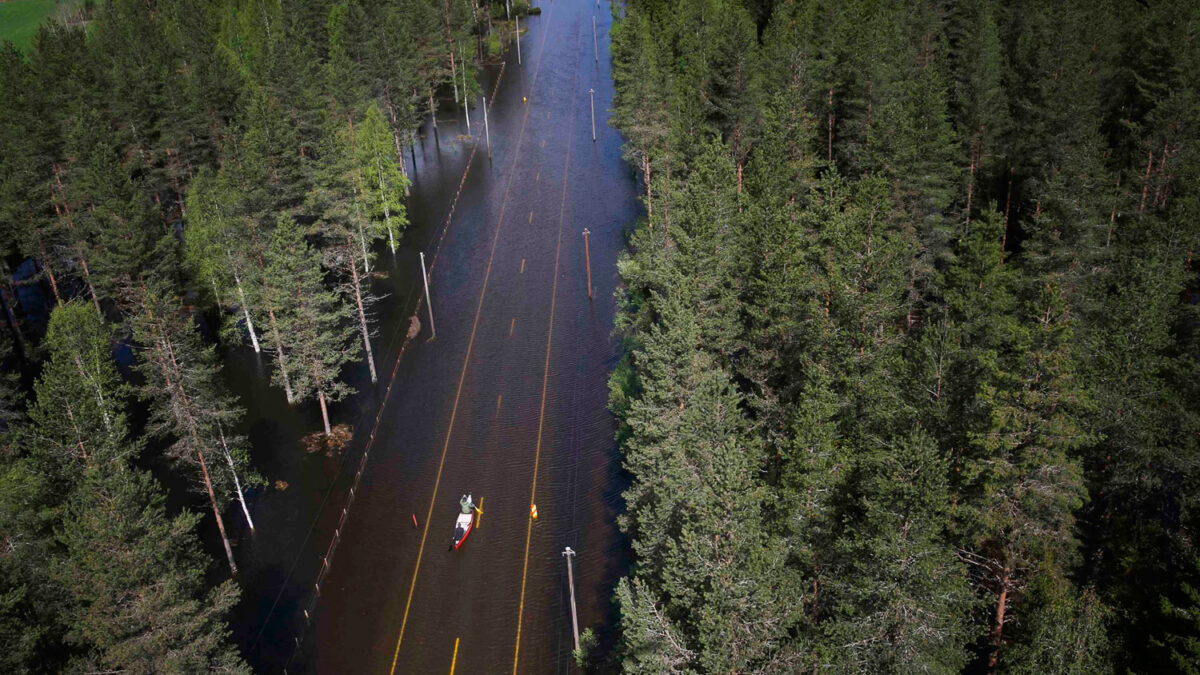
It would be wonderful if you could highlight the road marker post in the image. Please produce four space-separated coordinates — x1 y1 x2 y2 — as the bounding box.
420 252 436 340
582 228 593 299
593 15 598 63
589 88 596 142
563 547 580 652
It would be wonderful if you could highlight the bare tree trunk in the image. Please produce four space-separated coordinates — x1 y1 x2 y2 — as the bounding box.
352 184 371 275
346 238 378 383
444 0 458 103
198 447 238 575
266 306 295 403
383 90 411 197
232 270 261 353
313 359 332 435
218 422 255 532
379 162 397 254
988 568 1010 671
36 241 61 306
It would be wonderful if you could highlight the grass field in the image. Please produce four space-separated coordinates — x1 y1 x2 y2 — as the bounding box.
0 0 64 52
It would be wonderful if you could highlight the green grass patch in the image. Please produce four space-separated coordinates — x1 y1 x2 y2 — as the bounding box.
0 0 62 51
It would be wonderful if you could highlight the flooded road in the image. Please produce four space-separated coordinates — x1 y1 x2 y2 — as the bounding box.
225 2 637 672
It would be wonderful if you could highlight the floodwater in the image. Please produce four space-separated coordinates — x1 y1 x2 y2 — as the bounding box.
223 2 638 672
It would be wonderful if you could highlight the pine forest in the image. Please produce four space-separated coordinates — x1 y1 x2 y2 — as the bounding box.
0 0 1197 673
605 0 1200 672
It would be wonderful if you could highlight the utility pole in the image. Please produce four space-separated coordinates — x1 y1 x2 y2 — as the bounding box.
593 15 598 63
482 96 491 159
589 88 596 142
582 229 592 300
563 547 580 652
515 15 521 65
420 252 436 340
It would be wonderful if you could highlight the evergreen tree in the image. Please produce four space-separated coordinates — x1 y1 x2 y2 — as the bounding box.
309 121 381 384
262 214 360 435
133 289 243 574
356 101 410 256
28 303 131 475
55 465 249 674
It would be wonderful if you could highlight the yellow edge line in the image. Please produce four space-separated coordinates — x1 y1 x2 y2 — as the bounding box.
512 32 580 674
450 637 460 674
388 5 559 673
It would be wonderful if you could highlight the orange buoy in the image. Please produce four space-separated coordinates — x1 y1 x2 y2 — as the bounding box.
530 503 538 520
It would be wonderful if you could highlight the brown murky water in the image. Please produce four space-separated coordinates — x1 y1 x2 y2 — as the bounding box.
222 2 638 672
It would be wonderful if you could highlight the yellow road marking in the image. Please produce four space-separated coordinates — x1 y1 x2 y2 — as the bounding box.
450 637 460 674
509 318 516 336
387 4 559 671
496 394 503 412
512 49 579 675
476 498 484 527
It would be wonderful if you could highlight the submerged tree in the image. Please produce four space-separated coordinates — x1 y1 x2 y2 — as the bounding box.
133 288 249 574
262 215 360 435
356 101 410 256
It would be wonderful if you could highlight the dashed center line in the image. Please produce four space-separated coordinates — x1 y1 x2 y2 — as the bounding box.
386 3 559 672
